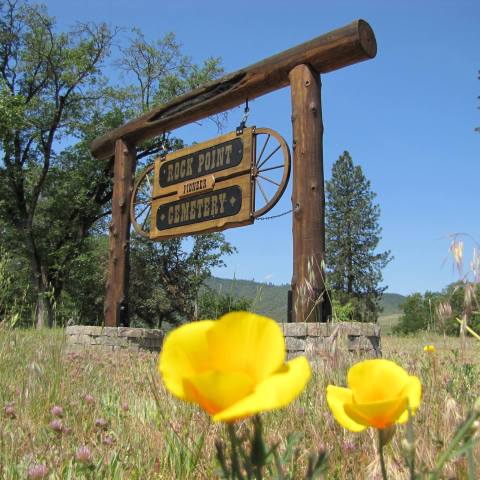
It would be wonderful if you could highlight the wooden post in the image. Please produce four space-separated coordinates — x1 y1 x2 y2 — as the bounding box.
104 139 136 327
289 64 326 322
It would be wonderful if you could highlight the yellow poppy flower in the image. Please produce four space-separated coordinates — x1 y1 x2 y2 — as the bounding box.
326 359 421 432
423 345 436 353
158 312 311 422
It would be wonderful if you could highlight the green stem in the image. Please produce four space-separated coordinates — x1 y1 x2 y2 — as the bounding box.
378 430 389 480
466 447 476 480
406 410 416 480
430 411 478 479
227 423 244 480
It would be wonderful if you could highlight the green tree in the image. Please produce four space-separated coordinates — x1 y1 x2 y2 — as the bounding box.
198 288 252 320
0 1 228 328
325 151 392 322
393 291 438 334
127 233 235 328
0 1 116 327
440 282 480 335
393 284 480 335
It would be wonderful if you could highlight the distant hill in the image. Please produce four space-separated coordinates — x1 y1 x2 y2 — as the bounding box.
205 277 405 322
380 293 406 315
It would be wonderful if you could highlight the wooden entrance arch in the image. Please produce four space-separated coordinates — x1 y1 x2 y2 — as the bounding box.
91 20 377 326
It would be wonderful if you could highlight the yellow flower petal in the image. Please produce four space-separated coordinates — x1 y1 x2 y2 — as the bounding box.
348 359 409 404
213 356 311 422
344 396 408 429
396 376 422 423
326 385 366 432
184 370 254 415
158 320 215 400
207 312 285 383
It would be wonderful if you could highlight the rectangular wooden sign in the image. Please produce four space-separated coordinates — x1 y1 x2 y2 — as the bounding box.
148 128 256 241
150 174 253 240
153 128 254 199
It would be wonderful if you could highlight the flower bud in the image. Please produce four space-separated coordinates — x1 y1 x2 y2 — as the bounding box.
49 419 63 433
4 403 16 419
75 445 92 464
51 405 63 417
95 418 108 429
27 464 48 479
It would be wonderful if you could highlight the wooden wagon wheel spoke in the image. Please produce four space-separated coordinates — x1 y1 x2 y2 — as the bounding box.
137 203 150 220
252 128 291 219
257 144 281 170
141 206 152 230
257 174 280 187
256 134 271 165
257 164 284 174
256 178 269 204
130 163 155 238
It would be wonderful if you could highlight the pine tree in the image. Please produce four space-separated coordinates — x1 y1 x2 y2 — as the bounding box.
325 151 392 321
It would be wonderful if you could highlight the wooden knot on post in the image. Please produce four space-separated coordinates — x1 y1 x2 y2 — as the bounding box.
293 202 302 217
309 102 317 114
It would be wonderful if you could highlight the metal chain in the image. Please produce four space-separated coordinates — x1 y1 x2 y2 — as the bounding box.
236 99 250 135
257 208 293 221
159 132 169 158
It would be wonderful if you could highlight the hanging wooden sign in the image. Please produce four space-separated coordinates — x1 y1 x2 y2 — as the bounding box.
152 129 253 199
130 127 291 240
150 174 253 239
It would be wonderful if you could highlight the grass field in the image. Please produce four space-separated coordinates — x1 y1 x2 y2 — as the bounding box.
0 327 479 479
377 314 402 334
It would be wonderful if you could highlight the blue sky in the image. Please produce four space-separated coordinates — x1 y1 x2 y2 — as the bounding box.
45 0 479 295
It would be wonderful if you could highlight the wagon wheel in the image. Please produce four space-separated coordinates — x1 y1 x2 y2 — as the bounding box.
252 128 291 218
130 163 154 238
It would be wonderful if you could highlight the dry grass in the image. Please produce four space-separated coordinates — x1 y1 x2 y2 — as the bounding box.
0 328 479 479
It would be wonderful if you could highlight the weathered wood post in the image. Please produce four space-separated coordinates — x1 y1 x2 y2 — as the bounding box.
289 65 325 322
104 139 136 327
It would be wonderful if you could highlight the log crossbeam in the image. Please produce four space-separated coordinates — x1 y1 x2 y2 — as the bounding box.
91 20 376 161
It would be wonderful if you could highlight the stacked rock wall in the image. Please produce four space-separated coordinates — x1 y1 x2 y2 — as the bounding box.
65 326 164 354
281 322 381 358
65 321 380 358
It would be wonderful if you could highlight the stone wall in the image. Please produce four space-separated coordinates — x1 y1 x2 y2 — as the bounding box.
65 325 164 354
281 322 381 358
65 321 380 358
